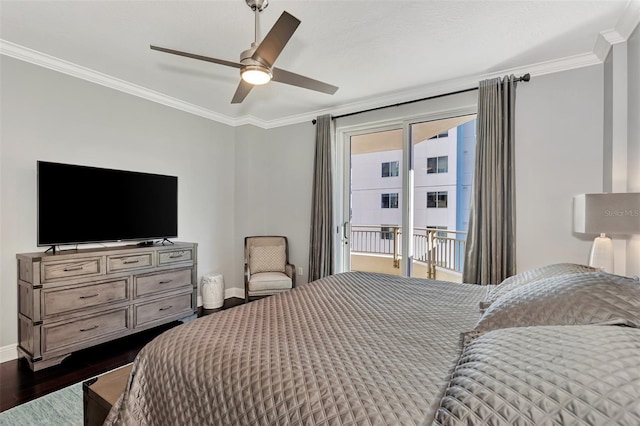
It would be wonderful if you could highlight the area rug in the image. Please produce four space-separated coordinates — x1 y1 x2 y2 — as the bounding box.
0 382 83 426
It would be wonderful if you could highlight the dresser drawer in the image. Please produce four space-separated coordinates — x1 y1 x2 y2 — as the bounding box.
134 269 192 297
107 252 153 273
43 308 129 352
41 257 102 283
42 279 129 318
134 293 192 327
158 249 192 265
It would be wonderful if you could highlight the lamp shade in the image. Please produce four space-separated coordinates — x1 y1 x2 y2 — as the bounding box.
573 193 640 234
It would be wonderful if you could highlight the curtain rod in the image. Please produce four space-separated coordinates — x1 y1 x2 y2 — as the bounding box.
311 73 530 124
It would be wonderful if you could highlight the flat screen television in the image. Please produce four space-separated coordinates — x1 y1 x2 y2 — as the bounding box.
38 161 178 247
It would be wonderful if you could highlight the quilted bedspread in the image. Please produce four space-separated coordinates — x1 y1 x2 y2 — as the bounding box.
431 325 640 425
105 272 487 425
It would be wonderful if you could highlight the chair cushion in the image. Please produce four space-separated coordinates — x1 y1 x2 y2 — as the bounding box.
248 272 292 292
249 245 286 273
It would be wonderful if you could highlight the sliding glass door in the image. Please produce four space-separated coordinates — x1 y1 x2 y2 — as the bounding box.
338 114 477 281
345 127 405 275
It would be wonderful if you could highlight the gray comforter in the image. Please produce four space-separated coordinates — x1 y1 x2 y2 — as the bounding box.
105 272 487 425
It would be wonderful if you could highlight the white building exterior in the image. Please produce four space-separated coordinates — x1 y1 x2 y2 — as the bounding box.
351 122 475 234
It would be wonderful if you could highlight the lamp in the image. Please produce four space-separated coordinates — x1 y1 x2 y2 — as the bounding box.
241 65 272 85
573 193 640 272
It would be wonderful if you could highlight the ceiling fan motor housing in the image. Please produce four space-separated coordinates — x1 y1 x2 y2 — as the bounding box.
240 43 272 84
240 43 272 68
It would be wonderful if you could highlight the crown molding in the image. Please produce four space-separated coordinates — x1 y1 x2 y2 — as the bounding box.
0 39 239 127
0 12 633 131
261 52 601 129
593 1 640 61
617 0 640 40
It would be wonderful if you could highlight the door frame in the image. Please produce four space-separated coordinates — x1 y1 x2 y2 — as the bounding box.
334 106 477 276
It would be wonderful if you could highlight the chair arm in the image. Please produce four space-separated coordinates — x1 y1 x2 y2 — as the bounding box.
285 263 296 288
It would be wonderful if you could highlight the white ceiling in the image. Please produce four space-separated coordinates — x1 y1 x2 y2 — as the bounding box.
0 1 637 127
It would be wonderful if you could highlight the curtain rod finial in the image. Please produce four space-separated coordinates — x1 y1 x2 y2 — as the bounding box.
312 119 317 125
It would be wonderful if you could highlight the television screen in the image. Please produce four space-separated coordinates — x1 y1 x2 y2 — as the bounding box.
38 161 178 246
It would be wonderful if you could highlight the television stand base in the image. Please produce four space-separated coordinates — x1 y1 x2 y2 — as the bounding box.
44 245 58 254
160 238 174 245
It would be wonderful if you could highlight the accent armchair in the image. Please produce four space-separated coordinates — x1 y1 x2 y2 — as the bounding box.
244 236 295 302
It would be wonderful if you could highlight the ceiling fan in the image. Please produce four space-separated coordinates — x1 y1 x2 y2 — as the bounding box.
150 0 339 104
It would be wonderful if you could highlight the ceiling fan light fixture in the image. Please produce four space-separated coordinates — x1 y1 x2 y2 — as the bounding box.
241 65 272 85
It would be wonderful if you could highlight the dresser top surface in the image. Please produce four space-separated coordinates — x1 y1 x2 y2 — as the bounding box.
17 241 197 261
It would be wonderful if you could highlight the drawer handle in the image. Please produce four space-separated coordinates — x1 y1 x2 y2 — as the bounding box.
169 253 183 259
159 305 173 311
123 260 140 264
79 293 99 299
63 266 84 272
80 325 99 332
158 280 173 284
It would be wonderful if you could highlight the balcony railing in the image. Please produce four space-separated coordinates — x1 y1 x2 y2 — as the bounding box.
350 225 467 279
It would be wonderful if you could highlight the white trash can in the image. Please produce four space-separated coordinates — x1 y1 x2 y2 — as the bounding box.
201 273 224 309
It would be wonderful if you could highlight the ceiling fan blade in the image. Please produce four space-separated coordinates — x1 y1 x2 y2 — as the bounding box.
150 45 242 69
272 68 339 95
231 80 254 104
252 11 300 67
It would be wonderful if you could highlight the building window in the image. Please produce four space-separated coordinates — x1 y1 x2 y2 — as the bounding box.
427 191 448 208
381 193 399 208
428 225 448 238
380 226 395 240
381 161 399 177
429 131 449 140
426 156 448 174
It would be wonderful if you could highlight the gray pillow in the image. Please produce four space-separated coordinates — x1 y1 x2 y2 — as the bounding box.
475 271 640 333
430 325 640 426
479 263 598 311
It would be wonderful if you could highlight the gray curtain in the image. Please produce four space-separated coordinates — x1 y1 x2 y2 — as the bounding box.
309 114 333 282
463 76 518 285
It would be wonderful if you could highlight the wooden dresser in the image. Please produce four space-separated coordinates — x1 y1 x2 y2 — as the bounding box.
16 242 197 371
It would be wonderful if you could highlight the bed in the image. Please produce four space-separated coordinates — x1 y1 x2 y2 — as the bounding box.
105 267 640 425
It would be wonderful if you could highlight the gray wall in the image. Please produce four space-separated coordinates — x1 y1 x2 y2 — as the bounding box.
234 122 315 286
515 65 604 271
0 57 237 352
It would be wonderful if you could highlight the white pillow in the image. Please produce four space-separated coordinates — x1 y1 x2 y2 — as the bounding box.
249 245 286 273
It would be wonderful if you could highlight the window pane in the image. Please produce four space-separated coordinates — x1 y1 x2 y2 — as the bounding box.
381 162 389 177
426 157 436 174
390 161 399 177
438 192 448 208
390 193 398 208
380 226 394 240
427 192 436 208
438 156 448 173
381 161 399 177
381 193 389 208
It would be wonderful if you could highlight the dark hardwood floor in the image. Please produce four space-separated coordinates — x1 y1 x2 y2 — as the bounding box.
0 297 245 413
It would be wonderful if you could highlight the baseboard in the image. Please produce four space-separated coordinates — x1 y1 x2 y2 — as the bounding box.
225 287 245 300
0 344 18 363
